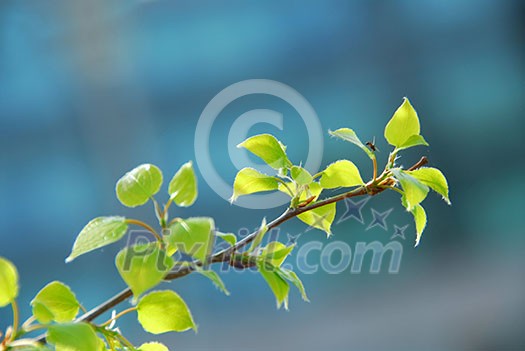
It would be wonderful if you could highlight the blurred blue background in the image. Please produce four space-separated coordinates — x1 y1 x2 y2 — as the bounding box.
1 1 524 350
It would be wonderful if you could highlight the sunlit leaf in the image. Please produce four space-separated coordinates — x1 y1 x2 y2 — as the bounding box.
0 257 18 307
31 281 80 323
47 323 102 351
66 216 128 263
261 242 294 267
215 232 237 246
137 290 196 334
196 269 230 296
231 168 279 202
257 262 289 310
329 128 375 159
248 218 268 253
396 134 429 151
297 203 336 236
407 167 450 204
116 164 163 207
290 166 313 185
138 342 170 351
237 134 291 169
392 169 429 211
411 204 427 247
384 98 421 147
275 267 309 302
165 217 214 262
168 161 198 207
319 160 364 189
115 244 174 300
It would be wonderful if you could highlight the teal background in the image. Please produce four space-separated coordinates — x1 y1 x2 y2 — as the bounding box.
1 1 523 350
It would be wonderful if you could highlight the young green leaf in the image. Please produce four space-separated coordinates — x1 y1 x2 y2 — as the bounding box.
165 217 214 261
329 128 375 159
248 218 268 253
168 161 198 207
391 169 429 211
411 204 427 247
115 244 174 300
196 269 230 296
31 281 80 323
116 164 163 207
231 168 279 202
261 242 294 267
47 323 102 351
237 134 291 170
297 203 336 236
0 257 19 307
275 267 309 302
66 216 128 263
257 262 290 310
290 166 313 185
138 342 170 351
319 160 364 189
406 167 451 204
215 232 237 246
137 290 196 334
396 134 429 151
384 98 421 148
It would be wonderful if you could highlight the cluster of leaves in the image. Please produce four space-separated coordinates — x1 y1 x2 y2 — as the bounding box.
0 98 449 350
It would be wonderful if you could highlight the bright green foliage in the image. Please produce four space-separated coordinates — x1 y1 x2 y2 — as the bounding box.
215 232 237 246
115 244 174 300
0 257 18 307
137 290 196 334
391 169 429 211
47 323 102 351
329 128 375 159
407 167 451 204
290 166 313 185
237 134 291 169
248 218 268 253
275 267 309 302
66 216 128 263
257 262 290 310
411 204 427 247
384 98 421 148
261 242 295 267
165 217 214 261
31 281 80 323
168 161 198 207
196 269 230 296
297 203 336 236
320 160 364 189
138 342 170 351
116 164 163 207
231 167 279 201
395 134 429 151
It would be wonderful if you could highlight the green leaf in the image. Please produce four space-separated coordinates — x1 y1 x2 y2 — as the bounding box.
290 166 313 185
215 232 237 246
31 281 80 323
248 218 268 253
196 269 230 296
297 203 336 236
115 244 174 300
261 242 294 267
231 167 279 202
329 128 375 159
165 217 214 262
319 160 364 189
116 163 163 207
392 169 429 211
138 342 170 351
384 98 421 147
275 267 309 302
396 134 429 151
237 134 291 170
411 204 427 247
257 262 289 310
0 257 18 307
47 323 102 351
66 216 128 263
137 290 196 334
168 161 198 207
407 167 451 204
